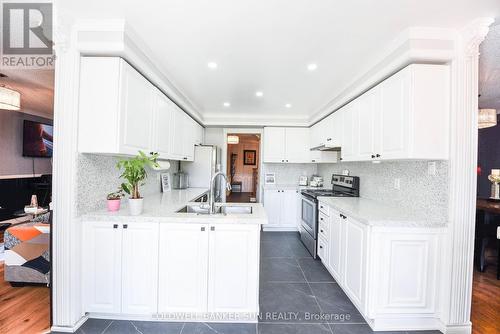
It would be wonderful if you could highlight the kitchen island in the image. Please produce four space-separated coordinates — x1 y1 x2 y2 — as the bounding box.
80 188 267 323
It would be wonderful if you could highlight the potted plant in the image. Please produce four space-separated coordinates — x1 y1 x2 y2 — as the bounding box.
106 189 124 212
117 151 159 215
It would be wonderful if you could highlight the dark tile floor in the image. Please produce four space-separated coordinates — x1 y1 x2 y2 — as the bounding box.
54 232 442 334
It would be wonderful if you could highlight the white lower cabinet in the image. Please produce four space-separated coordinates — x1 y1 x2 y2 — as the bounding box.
83 221 159 315
208 224 260 312
319 202 444 331
158 223 208 313
83 221 260 320
263 189 301 231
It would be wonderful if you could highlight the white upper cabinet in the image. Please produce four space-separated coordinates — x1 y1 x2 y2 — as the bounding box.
338 64 449 161
78 56 201 161
263 127 286 162
263 127 310 163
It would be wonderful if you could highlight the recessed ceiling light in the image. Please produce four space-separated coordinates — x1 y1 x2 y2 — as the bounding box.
223 102 231 107
255 91 264 97
285 103 292 108
307 63 318 71
207 62 218 69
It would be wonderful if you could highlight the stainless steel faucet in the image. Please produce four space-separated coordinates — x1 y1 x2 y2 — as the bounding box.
209 171 232 214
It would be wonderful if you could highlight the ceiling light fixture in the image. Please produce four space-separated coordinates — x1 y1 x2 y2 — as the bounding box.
478 108 497 129
285 103 292 108
0 86 21 110
223 102 231 107
207 62 218 69
307 63 318 71
227 135 239 144
255 91 263 97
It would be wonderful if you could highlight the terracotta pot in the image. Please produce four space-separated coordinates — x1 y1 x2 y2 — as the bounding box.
107 199 121 212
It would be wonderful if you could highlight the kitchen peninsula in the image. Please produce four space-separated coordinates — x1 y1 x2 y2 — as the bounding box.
80 188 267 323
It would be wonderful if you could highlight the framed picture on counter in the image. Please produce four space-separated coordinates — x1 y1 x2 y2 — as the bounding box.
264 173 276 185
161 173 171 192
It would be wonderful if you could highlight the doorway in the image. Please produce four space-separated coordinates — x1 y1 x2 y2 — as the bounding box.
226 133 260 203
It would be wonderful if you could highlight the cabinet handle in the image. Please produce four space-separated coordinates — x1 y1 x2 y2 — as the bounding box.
311 160 316 162
326 138 331 141
210 226 215 231
371 154 375 158
320 205 324 209
201 227 205 231
123 224 128 229
339 158 343 161
183 157 188 160
376 154 381 158
319 245 323 249
320 217 324 221
286 160 289 162
113 224 118 229
320 229 324 233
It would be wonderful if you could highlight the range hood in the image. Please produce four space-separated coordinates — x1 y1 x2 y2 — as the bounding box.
310 143 341 152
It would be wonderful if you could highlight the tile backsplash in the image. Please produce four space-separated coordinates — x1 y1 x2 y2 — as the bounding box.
317 161 449 222
261 163 318 185
76 154 169 215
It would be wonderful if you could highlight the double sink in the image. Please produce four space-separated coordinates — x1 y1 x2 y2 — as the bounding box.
176 204 253 215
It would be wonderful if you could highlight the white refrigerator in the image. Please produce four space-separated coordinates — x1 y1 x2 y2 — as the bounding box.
182 145 222 201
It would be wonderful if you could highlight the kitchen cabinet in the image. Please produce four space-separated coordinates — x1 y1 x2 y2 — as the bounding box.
78 57 202 161
83 221 159 315
263 127 310 163
208 224 260 312
84 220 260 319
158 223 208 313
356 87 380 161
318 200 445 331
263 188 301 231
340 101 359 162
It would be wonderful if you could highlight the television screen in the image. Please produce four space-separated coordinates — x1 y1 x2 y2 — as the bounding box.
23 120 54 158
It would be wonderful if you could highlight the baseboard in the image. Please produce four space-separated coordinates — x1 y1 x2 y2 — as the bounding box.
262 227 298 232
51 314 88 333
88 312 258 323
440 322 472 334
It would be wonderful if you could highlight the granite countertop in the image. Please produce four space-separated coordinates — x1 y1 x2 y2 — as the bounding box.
80 188 268 225
317 196 447 228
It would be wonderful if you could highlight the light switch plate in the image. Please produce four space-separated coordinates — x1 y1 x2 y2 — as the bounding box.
428 162 436 176
394 178 401 190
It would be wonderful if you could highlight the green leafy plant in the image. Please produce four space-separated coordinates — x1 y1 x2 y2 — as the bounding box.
116 151 160 199
106 189 124 200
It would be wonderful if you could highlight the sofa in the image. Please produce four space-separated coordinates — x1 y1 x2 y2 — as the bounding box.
4 212 50 286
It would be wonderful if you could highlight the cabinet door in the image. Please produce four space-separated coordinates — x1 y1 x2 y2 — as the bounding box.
83 221 122 313
194 123 204 146
285 128 310 163
182 115 196 161
169 106 185 159
208 224 260 313
343 217 368 311
340 102 359 161
309 122 322 149
158 223 209 313
121 222 159 315
120 62 154 155
263 127 286 162
153 91 173 158
328 210 343 281
357 87 380 161
263 189 281 226
331 111 343 147
379 69 409 159
281 189 299 227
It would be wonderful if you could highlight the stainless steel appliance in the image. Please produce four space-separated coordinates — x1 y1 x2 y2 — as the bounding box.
300 174 360 258
181 145 222 200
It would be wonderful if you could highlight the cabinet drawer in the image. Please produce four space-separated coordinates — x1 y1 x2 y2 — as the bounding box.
318 202 330 216
319 211 329 227
318 236 329 262
318 219 329 240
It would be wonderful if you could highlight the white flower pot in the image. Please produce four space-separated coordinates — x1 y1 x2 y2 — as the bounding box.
128 198 144 216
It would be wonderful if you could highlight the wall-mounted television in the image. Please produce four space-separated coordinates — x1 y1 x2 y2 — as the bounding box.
23 120 54 158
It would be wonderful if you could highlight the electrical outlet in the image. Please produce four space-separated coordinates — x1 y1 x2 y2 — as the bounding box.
394 178 401 190
428 162 436 176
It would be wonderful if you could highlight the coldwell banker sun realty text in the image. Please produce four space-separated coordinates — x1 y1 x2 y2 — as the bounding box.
1 2 54 69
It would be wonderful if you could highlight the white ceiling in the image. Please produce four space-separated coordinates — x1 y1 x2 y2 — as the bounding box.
61 0 500 122
0 69 54 118
479 20 500 113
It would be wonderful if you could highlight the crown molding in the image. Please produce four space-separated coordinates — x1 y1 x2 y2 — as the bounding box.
72 19 205 124
203 112 309 127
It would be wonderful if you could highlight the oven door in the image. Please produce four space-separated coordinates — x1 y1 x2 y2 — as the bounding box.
301 195 317 237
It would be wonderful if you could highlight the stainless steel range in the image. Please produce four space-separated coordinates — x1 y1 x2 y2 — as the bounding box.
300 174 360 258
